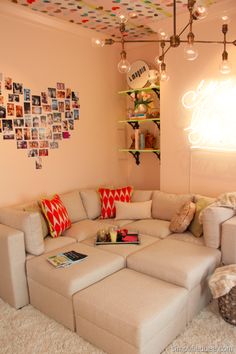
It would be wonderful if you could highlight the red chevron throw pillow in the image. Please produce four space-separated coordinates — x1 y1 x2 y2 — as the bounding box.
98 186 133 219
41 194 71 238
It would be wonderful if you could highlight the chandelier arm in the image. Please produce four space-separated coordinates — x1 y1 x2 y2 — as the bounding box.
173 0 177 37
177 21 191 38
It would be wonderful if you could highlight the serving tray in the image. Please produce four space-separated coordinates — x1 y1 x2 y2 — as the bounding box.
95 233 140 245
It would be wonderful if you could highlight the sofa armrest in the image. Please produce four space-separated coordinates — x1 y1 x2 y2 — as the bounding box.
221 216 236 265
202 206 235 249
0 224 29 308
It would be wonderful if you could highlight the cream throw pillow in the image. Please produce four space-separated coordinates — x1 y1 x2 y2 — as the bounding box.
115 200 152 220
169 201 196 233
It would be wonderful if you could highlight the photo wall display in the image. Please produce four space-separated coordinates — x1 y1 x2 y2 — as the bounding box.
0 73 80 169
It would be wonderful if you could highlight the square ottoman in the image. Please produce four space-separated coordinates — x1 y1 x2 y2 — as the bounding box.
26 243 125 330
73 268 188 354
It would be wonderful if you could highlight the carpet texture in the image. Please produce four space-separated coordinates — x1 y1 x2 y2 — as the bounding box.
0 298 235 354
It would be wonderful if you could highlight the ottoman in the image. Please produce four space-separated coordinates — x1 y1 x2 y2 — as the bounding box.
73 268 188 354
26 243 125 330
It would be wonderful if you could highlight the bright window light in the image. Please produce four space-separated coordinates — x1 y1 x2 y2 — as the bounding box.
182 79 236 151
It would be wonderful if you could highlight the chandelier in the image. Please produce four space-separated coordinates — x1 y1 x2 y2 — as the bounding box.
92 0 236 81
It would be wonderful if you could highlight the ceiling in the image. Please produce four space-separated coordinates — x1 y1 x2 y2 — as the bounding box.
11 0 221 39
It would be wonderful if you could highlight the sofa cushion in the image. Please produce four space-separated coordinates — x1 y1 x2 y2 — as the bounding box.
115 200 152 220
41 194 71 238
0 208 44 256
97 218 134 228
62 219 114 242
188 197 214 238
26 243 125 298
82 234 159 259
168 232 205 246
59 190 87 223
98 186 133 219
152 191 193 221
127 239 221 290
131 190 153 202
44 236 76 254
74 268 187 349
169 201 196 233
125 219 171 239
17 201 49 238
202 206 235 249
80 189 101 220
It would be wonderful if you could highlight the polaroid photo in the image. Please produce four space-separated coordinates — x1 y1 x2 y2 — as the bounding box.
46 127 52 140
13 95 20 102
2 119 13 132
57 82 65 90
52 99 58 111
41 92 48 104
42 104 51 113
32 116 40 127
39 148 48 157
28 149 38 157
23 127 31 140
25 116 32 127
32 95 41 106
72 101 80 109
53 133 62 140
17 141 27 149
24 88 31 101
13 118 24 127
65 111 72 119
65 99 70 111
40 115 47 127
13 83 23 94
29 141 39 149
31 128 39 140
62 120 68 131
24 102 31 115
0 106 6 118
58 101 64 112
68 119 74 130
48 87 56 98
5 77 13 90
50 141 59 149
74 109 79 120
66 88 71 99
62 131 70 139
35 157 43 170
16 105 23 118
3 133 15 140
72 91 79 101
8 94 14 102
15 128 23 140
7 103 14 116
57 90 65 99
47 113 53 125
32 106 42 114
53 125 61 133
53 112 61 123
39 140 49 148
39 127 46 140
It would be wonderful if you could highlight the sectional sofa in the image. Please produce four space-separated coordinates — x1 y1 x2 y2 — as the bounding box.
0 188 235 354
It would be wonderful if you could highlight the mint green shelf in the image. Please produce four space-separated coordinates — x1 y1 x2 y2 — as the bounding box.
119 149 160 153
118 118 160 123
118 86 160 95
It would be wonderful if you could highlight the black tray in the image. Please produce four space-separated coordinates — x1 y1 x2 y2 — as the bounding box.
95 233 140 245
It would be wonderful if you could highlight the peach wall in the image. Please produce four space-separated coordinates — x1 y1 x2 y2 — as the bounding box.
0 1 128 207
158 0 236 196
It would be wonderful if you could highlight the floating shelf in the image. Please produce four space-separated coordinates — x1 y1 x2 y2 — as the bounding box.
119 118 160 129
119 149 160 165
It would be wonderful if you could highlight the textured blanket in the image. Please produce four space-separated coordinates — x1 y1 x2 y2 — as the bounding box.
208 264 236 299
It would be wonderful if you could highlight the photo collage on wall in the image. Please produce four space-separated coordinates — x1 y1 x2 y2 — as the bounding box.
0 73 80 169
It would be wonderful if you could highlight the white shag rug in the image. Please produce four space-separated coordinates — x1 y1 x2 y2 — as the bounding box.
0 298 235 354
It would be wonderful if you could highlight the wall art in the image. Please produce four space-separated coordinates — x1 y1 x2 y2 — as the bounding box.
0 73 80 169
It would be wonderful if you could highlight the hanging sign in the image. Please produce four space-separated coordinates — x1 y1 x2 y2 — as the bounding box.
126 60 150 89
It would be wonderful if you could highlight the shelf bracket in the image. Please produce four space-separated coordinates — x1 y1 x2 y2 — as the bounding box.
128 121 140 129
153 120 160 129
129 151 140 165
153 151 161 160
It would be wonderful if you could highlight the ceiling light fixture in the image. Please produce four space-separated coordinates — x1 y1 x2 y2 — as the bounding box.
92 0 236 80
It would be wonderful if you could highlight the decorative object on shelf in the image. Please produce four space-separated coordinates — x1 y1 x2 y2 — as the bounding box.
126 60 150 89
146 108 160 119
93 0 236 79
145 132 156 149
0 73 80 169
130 90 153 116
148 70 159 87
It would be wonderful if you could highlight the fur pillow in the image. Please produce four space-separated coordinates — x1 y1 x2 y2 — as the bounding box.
169 201 196 233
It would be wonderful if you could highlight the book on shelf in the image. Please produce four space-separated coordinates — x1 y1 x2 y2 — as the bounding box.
47 250 88 268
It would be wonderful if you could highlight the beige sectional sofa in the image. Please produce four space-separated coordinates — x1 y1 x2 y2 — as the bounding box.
0 188 235 354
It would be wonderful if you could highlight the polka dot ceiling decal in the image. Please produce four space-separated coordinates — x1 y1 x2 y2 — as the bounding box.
11 0 220 40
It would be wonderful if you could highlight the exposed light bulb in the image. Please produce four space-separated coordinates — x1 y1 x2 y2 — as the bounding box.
221 12 231 25
154 56 162 66
117 11 128 24
160 70 169 82
219 59 232 75
184 44 199 61
157 28 168 40
91 38 105 48
117 58 131 74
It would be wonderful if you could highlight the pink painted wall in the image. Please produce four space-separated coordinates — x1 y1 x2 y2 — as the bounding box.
158 0 236 196
0 1 128 207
